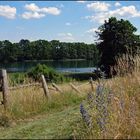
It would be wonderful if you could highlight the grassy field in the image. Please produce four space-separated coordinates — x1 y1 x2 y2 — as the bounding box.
0 62 140 139
0 89 85 139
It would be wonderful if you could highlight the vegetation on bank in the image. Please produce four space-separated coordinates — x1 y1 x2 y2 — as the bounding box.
8 64 75 86
27 64 73 83
0 40 99 63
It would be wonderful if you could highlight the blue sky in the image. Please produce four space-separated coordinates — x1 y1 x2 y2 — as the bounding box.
0 1 140 44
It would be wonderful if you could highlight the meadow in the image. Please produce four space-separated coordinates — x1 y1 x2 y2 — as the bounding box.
0 57 139 139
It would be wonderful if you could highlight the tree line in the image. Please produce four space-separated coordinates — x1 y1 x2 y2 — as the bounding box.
0 40 99 63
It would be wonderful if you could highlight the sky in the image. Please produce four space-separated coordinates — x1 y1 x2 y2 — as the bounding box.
0 1 140 44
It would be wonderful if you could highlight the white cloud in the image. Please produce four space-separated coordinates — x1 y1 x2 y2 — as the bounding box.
25 3 39 12
57 33 74 42
0 5 16 19
41 7 60 15
77 1 86 4
65 22 71 26
87 2 110 12
86 27 98 34
115 2 121 7
22 3 61 19
22 12 45 19
86 5 140 24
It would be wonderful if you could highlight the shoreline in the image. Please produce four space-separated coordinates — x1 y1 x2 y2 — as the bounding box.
24 59 86 62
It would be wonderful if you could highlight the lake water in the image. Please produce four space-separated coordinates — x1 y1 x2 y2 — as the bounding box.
0 60 98 73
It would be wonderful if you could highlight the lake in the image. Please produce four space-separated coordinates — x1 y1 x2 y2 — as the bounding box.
0 60 98 73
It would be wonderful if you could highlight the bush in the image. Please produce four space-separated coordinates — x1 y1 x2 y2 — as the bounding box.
27 64 72 83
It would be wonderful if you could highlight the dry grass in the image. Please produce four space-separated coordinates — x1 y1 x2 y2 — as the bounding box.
105 72 140 139
74 56 140 139
74 72 140 139
0 78 89 120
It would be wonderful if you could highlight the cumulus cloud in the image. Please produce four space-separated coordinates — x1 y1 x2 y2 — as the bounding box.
87 2 110 12
25 3 39 12
41 7 60 15
22 3 61 19
86 5 140 23
115 2 121 7
57 33 74 42
0 5 16 19
22 12 45 19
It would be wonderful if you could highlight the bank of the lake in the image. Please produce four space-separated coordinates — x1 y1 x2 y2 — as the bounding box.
0 59 98 73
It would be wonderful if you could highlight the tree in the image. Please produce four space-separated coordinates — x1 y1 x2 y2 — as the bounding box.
18 39 30 60
0 39 99 63
96 17 140 77
0 40 18 62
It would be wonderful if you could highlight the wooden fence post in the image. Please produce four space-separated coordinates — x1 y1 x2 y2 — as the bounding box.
41 75 51 100
70 83 81 94
52 83 63 93
89 77 94 92
1 69 9 110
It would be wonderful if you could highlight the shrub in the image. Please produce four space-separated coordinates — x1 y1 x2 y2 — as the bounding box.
27 64 72 83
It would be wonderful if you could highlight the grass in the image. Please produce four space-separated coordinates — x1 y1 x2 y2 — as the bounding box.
0 105 80 139
73 54 140 139
0 84 85 139
0 87 85 119
74 71 140 139
0 56 140 139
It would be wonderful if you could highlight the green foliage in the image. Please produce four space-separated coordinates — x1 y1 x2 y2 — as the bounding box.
27 64 72 83
97 17 140 77
8 73 27 86
0 39 99 62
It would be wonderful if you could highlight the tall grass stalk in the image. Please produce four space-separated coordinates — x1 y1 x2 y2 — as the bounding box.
76 56 140 139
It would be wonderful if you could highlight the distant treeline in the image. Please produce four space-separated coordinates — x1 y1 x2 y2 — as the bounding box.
0 39 99 63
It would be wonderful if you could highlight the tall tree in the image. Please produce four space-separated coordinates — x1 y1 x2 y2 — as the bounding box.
96 17 140 77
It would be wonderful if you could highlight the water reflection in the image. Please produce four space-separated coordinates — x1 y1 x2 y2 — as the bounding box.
0 60 97 73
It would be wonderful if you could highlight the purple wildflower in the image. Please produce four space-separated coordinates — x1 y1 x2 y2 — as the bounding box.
95 84 109 131
80 103 92 127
